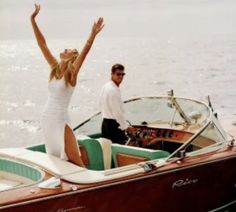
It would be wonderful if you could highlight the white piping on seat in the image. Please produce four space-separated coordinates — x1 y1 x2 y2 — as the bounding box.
97 138 112 170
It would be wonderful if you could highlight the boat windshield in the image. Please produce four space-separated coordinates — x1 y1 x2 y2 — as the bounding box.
168 118 228 159
188 120 227 151
74 96 211 136
125 97 210 126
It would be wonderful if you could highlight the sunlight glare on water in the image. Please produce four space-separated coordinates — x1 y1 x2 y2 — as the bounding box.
0 0 236 147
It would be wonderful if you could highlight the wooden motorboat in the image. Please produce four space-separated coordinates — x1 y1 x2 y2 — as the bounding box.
0 92 236 212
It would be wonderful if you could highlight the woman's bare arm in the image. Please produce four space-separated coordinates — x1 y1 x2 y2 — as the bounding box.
31 4 57 67
73 17 104 77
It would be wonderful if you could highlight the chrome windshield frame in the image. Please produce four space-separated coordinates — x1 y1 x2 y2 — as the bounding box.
74 96 212 131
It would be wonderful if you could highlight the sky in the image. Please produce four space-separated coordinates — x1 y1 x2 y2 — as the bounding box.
0 0 160 40
1 0 235 40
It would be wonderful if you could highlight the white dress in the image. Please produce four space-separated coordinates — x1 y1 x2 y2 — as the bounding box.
41 78 75 160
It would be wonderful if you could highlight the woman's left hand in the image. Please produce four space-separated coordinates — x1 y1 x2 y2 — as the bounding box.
92 17 105 35
31 4 41 20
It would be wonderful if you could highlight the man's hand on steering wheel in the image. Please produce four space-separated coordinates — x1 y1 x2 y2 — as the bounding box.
126 126 136 137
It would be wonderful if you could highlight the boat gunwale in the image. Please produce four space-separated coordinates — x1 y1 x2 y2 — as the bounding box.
1 147 236 211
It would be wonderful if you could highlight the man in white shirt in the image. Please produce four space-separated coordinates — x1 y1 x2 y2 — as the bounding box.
99 64 132 144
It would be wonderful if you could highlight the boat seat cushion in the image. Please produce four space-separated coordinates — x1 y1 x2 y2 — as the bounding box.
78 138 112 170
111 144 170 167
78 138 104 170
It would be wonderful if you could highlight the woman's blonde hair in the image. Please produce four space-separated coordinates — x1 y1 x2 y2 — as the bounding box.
50 50 79 87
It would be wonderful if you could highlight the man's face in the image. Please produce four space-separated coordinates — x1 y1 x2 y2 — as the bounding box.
111 69 126 86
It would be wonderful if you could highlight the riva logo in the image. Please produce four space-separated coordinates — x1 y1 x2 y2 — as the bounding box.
172 178 198 188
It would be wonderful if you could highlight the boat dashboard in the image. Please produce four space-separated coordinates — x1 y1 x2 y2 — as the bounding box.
127 125 213 153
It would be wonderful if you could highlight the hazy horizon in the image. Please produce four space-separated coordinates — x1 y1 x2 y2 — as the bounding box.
0 0 236 147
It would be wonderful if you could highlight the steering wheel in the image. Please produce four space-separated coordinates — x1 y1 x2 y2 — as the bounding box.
125 124 143 146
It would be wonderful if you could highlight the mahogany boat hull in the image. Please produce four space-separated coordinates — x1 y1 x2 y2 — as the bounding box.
1 153 236 212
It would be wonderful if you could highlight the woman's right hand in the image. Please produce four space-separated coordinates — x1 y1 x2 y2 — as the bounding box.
31 4 40 19
91 17 105 36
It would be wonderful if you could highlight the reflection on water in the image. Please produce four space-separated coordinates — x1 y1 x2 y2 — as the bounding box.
0 37 235 148
0 0 236 147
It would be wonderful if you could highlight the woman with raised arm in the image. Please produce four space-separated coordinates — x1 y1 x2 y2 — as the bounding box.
30 4 104 167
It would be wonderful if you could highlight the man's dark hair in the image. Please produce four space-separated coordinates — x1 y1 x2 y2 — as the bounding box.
111 64 125 74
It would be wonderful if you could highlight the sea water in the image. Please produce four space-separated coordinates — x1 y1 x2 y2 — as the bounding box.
0 0 236 148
